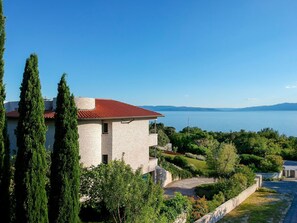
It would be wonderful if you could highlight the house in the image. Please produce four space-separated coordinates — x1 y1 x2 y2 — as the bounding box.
282 160 297 179
6 97 163 174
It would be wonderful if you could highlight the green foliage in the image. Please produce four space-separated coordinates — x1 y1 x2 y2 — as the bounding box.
0 1 10 222
207 143 239 177
259 155 283 172
80 160 164 223
195 183 219 200
207 191 225 212
49 74 80 223
234 165 255 187
215 173 248 200
172 155 188 168
14 54 49 223
159 158 193 179
161 192 191 222
239 154 264 171
158 129 170 147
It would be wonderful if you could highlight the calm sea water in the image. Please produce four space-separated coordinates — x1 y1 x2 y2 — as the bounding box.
157 111 297 137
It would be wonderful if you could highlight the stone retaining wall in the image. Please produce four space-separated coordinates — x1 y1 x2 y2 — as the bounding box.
156 167 180 187
194 176 262 223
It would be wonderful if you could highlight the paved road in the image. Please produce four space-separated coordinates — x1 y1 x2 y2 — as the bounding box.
164 177 215 196
263 180 297 223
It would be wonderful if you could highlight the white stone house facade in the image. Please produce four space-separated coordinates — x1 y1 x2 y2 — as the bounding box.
6 97 162 174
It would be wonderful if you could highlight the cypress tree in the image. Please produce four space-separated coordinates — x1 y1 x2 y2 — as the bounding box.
14 54 49 223
0 0 11 222
49 74 80 223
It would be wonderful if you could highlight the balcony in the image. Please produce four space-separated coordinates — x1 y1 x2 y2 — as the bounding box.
148 133 158 146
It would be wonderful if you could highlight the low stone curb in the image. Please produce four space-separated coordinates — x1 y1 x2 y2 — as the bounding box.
194 176 262 223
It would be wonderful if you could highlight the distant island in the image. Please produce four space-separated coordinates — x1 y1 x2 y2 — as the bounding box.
141 102 297 112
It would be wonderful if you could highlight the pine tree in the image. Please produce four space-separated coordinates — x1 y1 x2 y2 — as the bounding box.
14 54 49 223
49 74 80 223
0 0 11 222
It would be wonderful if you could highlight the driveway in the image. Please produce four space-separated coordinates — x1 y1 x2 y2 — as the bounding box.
263 180 297 223
164 177 215 197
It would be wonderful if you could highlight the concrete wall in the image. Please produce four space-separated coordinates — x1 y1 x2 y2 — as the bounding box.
111 119 151 173
194 177 262 223
78 120 102 167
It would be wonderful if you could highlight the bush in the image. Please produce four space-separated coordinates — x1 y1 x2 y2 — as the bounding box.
159 159 193 179
215 174 248 200
239 154 264 171
161 193 191 222
172 156 188 168
235 165 256 187
195 184 219 200
207 192 225 212
189 196 209 221
259 155 283 172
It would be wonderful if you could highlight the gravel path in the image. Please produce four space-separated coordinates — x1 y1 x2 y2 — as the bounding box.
164 177 215 196
263 180 297 223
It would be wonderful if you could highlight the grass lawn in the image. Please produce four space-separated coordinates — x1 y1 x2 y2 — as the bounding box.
218 189 293 223
163 153 209 172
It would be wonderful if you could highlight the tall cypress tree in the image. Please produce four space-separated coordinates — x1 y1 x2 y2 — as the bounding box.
14 54 49 223
49 74 80 223
0 0 10 222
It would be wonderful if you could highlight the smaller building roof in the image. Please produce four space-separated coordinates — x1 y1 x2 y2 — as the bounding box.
6 99 163 120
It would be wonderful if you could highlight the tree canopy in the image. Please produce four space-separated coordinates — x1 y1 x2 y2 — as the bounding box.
49 74 80 223
14 54 49 223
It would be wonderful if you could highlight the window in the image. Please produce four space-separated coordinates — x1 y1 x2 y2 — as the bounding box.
102 155 108 164
102 123 108 134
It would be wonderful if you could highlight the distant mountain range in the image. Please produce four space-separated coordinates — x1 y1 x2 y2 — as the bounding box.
141 103 297 112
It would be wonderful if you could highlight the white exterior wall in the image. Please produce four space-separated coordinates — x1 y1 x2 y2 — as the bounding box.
78 120 102 167
101 120 113 162
111 119 151 173
7 116 157 172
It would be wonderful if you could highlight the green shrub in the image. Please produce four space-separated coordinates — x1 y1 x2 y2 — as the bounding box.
195 184 219 200
207 192 225 212
172 156 188 168
235 165 256 187
239 154 263 171
215 174 248 200
159 159 192 179
259 155 283 172
161 193 191 222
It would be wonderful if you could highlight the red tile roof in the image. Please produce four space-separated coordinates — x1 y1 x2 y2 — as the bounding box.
6 99 163 120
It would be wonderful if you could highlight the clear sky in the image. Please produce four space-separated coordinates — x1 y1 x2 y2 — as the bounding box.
3 0 297 108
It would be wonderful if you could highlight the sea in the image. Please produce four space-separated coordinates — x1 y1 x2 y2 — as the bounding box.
156 111 297 137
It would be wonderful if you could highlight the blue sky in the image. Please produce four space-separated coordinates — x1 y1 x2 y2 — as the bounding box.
3 0 297 108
